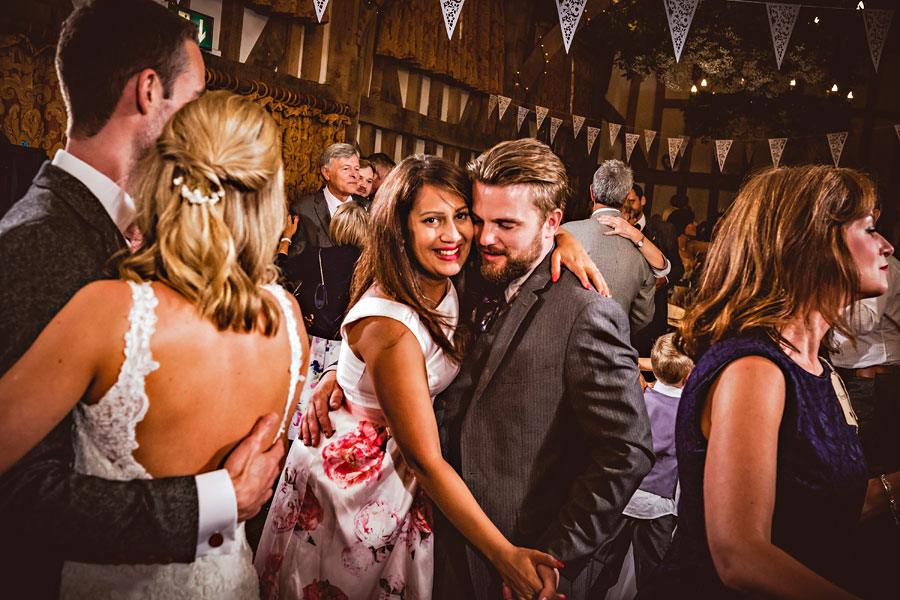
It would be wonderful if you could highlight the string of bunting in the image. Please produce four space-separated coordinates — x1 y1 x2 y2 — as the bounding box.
484 92 898 170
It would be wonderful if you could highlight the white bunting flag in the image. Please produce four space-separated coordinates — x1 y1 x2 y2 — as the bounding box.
440 0 466 40
313 0 329 23
644 130 657 153
769 137 788 168
535 106 549 130
766 3 800 70
668 137 684 162
625 133 640 162
517 106 529 132
679 135 690 157
587 126 600 154
826 132 848 168
556 0 588 54
487 94 498 117
609 122 622 145
550 117 563 143
572 115 585 139
863 10 894 72
498 96 512 120
664 0 700 63
895 124 900 143
715 139 733 172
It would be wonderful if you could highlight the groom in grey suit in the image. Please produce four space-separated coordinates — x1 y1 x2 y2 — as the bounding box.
0 2 281 597
433 139 654 599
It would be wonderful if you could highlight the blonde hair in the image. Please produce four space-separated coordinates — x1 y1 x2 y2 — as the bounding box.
329 201 369 248
467 138 568 220
117 90 286 335
651 333 694 385
676 165 876 359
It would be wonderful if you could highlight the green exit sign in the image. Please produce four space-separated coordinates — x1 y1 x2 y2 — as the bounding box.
173 7 214 51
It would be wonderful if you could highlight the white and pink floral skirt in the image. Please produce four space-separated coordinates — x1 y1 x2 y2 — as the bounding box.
254 407 434 600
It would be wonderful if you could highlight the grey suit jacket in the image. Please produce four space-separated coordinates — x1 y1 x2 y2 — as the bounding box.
288 188 332 256
0 163 198 598
563 209 657 333
433 252 654 599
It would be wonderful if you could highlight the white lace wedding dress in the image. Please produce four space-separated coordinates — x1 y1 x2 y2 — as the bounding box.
60 281 303 600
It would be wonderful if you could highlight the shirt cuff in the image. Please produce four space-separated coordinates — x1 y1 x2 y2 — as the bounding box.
651 257 672 279
195 470 238 557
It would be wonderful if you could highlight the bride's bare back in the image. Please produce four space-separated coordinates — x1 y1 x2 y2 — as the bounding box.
0 278 308 479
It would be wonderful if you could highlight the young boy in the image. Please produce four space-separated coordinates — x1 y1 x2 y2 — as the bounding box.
605 333 693 596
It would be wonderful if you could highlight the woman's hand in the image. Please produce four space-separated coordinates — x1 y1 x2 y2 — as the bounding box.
596 215 642 245
282 215 299 239
493 544 564 600
553 228 611 296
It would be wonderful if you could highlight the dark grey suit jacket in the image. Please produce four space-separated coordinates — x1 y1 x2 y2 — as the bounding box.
563 209 657 333
288 188 332 256
433 252 654 599
0 163 198 598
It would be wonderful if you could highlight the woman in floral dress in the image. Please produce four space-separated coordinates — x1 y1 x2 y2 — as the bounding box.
254 156 561 600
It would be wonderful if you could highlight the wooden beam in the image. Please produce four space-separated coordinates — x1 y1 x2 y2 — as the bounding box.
359 96 499 153
301 21 326 82
219 0 244 62
635 168 742 191
245 15 288 71
278 20 304 77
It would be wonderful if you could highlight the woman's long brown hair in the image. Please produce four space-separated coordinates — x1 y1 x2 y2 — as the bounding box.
350 155 471 363
676 165 876 359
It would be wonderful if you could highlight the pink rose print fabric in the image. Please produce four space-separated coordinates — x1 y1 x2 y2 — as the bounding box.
254 288 460 598
322 420 389 489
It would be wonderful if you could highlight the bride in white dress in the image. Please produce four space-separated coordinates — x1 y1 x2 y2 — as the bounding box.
0 91 308 599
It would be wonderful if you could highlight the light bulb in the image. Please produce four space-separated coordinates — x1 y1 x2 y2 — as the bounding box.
847 91 854 99
814 16 820 24
690 84 698 93
790 79 796 87
700 78 707 87
831 84 839 92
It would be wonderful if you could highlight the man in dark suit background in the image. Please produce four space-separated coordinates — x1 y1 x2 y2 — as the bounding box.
626 184 684 357
0 1 282 596
287 142 360 255
433 139 654 599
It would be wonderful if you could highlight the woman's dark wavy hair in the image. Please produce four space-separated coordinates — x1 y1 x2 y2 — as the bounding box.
350 155 470 363
676 165 876 360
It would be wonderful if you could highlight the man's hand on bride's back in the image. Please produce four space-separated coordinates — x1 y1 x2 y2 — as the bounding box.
299 370 345 447
225 413 284 522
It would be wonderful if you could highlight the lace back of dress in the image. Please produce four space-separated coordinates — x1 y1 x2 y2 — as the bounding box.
261 283 305 441
73 280 159 481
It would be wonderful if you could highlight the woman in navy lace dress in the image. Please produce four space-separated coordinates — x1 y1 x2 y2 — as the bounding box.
641 166 898 599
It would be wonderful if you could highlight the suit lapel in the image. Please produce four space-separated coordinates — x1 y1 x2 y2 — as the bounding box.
314 189 331 238
35 163 125 255
468 251 554 407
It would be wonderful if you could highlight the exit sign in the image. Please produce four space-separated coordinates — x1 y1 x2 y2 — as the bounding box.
173 7 214 51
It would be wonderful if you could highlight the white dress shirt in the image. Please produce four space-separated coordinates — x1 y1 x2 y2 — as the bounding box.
52 149 239 557
832 255 900 368
504 246 552 303
323 185 350 217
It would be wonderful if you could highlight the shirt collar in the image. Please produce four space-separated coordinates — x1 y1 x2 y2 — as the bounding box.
591 206 622 218
651 380 683 398
322 184 348 217
504 245 553 302
52 149 134 235
636 213 647 230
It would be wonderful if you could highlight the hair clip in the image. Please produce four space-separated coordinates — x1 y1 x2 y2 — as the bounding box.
173 175 224 205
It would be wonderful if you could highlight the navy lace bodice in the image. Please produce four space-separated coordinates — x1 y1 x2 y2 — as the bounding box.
641 335 868 597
